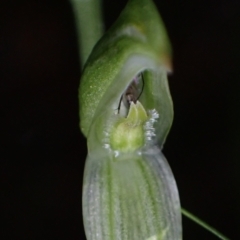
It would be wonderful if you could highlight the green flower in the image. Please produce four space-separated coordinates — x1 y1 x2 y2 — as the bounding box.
79 0 182 239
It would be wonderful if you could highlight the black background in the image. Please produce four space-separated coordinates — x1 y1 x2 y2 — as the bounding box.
0 0 239 239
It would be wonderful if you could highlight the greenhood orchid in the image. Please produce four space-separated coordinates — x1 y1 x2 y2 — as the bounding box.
78 0 182 239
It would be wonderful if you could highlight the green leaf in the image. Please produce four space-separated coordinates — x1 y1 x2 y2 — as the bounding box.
181 209 230 240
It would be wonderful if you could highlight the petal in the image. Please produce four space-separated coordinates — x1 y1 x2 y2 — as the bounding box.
83 147 182 240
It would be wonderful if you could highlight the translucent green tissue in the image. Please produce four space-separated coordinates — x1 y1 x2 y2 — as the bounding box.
79 0 182 239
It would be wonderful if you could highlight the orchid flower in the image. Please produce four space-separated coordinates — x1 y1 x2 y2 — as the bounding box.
78 0 182 239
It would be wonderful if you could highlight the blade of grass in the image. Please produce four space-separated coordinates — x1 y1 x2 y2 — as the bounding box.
181 208 230 240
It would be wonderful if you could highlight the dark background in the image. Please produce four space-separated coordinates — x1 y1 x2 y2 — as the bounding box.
0 0 239 239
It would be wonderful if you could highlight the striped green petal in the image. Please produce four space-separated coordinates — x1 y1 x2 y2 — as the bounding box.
83 147 181 240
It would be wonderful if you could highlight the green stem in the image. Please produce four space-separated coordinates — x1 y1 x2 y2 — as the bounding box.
181 208 230 240
70 0 104 67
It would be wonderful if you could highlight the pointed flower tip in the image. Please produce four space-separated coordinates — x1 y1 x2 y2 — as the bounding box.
160 54 173 73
